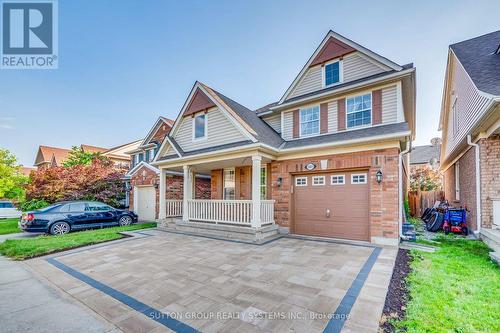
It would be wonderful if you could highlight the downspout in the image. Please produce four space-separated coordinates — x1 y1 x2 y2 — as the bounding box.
399 139 411 240
467 134 482 235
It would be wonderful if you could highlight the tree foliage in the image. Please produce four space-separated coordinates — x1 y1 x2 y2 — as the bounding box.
26 158 125 206
63 146 106 167
0 148 28 200
410 166 442 192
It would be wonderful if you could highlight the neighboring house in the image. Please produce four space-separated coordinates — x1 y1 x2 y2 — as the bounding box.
34 145 72 169
20 166 37 176
125 117 210 220
410 143 441 171
33 142 141 170
148 30 416 245
439 30 500 243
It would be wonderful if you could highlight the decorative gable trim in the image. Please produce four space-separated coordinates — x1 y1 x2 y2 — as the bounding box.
279 30 403 104
183 88 216 117
139 117 173 148
310 37 355 67
126 161 159 177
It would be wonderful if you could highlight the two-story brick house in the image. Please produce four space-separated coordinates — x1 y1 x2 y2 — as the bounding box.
439 31 500 259
150 31 416 245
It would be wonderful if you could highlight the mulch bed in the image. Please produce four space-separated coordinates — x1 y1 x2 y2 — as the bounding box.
379 248 412 332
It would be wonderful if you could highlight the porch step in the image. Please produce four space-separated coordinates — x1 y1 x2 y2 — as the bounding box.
480 228 500 253
158 218 280 244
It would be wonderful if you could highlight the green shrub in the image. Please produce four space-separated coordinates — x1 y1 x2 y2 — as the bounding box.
18 199 50 212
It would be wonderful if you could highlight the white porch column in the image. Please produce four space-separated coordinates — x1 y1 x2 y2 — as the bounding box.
182 165 193 222
158 169 166 220
251 155 262 229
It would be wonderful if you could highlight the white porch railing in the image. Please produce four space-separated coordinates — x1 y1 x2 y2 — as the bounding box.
186 199 275 226
261 200 275 225
165 200 183 217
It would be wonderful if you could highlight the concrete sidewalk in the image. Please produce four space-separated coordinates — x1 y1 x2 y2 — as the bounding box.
0 256 121 333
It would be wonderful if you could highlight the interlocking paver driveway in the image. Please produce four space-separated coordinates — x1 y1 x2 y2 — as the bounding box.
27 229 396 333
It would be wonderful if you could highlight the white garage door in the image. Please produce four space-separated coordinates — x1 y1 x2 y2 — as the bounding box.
136 186 156 221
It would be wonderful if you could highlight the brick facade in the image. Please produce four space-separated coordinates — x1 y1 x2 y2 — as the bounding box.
443 147 477 230
479 135 500 229
130 166 211 219
270 148 401 241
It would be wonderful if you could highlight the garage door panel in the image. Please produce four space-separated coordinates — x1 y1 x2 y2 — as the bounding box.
294 172 369 241
136 186 156 221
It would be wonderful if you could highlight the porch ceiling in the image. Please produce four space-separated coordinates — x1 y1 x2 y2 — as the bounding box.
163 155 274 173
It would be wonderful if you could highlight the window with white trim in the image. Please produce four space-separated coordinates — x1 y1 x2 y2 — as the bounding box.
300 106 320 137
295 177 307 186
223 168 235 200
324 60 341 86
193 114 207 140
331 175 345 185
260 166 267 199
346 93 371 128
351 173 367 184
312 176 325 186
455 162 460 201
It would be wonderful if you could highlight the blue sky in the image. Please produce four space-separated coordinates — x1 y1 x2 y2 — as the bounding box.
1 0 499 166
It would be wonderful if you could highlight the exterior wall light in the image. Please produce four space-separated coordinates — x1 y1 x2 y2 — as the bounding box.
277 177 283 187
376 170 383 184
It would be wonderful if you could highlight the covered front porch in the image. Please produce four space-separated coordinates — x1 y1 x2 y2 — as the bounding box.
156 151 277 240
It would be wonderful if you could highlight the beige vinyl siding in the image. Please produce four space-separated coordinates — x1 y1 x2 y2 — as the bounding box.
262 113 281 133
327 101 338 132
288 65 322 99
164 145 175 156
174 107 247 152
282 111 294 140
382 85 398 124
343 53 387 82
286 52 390 101
444 53 490 158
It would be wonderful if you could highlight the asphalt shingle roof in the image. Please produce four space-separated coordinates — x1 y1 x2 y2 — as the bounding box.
282 122 410 150
410 145 441 165
450 30 500 96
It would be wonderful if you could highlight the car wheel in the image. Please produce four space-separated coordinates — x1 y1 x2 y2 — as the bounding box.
119 215 132 226
50 221 70 235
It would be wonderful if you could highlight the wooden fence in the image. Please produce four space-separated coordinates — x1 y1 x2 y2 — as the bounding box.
409 190 444 217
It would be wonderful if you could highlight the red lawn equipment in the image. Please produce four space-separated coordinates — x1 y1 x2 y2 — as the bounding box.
443 207 468 235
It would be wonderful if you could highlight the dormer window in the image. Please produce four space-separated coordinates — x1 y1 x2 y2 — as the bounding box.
324 60 342 86
193 113 207 140
300 106 320 137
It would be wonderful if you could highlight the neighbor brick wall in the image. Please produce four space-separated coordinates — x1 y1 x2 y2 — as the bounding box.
443 147 477 231
270 148 400 241
479 135 500 229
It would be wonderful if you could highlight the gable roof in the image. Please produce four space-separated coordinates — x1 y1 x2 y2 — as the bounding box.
450 30 500 96
410 145 441 165
279 30 403 104
183 89 216 117
138 117 174 148
34 146 71 166
81 144 108 153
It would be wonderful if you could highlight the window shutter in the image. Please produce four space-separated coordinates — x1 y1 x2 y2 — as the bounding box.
292 109 300 138
372 89 382 125
320 103 328 134
337 98 346 131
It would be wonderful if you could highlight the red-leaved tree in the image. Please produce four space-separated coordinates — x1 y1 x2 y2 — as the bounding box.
26 159 125 206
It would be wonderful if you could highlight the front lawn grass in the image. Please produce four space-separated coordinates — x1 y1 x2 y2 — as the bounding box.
396 235 500 332
0 223 156 260
0 218 21 235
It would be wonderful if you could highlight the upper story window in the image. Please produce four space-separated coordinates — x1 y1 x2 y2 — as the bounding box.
193 114 207 140
346 93 371 128
300 106 320 137
324 60 341 86
145 150 150 162
138 152 144 162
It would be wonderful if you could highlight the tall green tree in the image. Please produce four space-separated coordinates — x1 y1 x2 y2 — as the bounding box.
0 148 28 200
63 146 105 167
